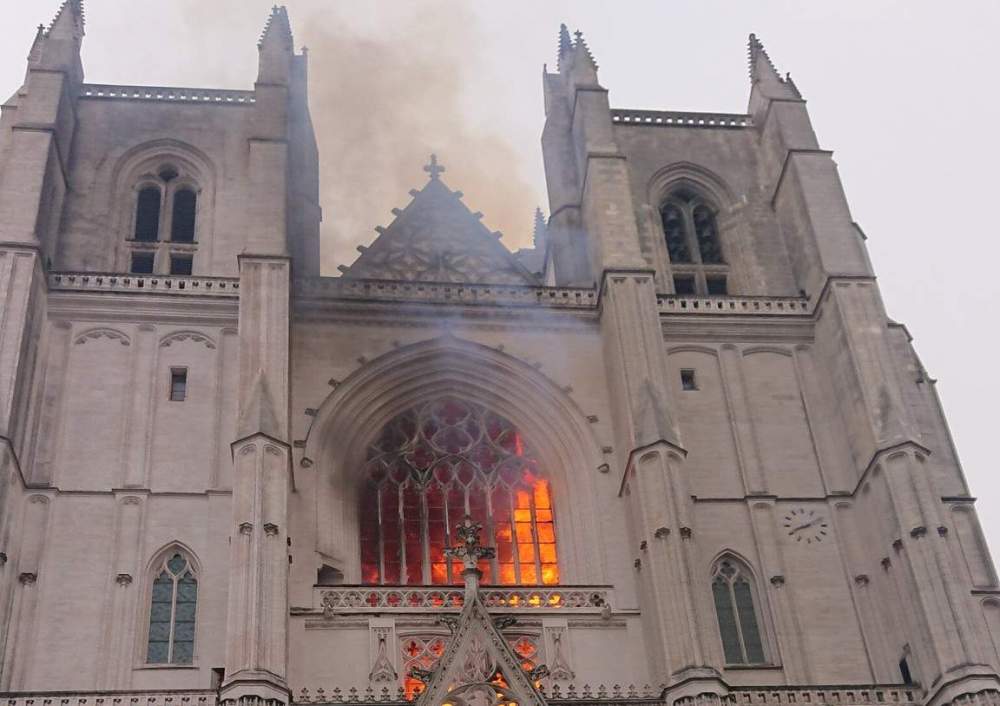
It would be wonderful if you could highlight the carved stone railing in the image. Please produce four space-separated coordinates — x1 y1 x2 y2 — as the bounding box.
656 294 810 316
294 277 598 310
50 272 240 298
293 683 920 706
0 691 218 706
81 84 256 104
317 585 611 614
611 109 752 128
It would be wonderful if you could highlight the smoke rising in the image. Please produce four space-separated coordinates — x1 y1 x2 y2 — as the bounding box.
294 1 542 273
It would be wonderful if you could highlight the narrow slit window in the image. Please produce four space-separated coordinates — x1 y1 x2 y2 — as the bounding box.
134 187 162 242
130 251 155 274
900 656 914 685
680 369 698 391
170 368 187 402
146 551 197 665
673 275 696 295
712 557 766 665
170 189 197 243
170 254 193 276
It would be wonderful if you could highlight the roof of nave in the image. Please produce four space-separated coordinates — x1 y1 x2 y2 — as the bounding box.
337 155 541 287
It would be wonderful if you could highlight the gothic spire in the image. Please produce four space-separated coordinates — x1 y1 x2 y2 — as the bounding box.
47 0 85 39
532 207 547 250
573 28 598 71
557 23 573 70
747 33 800 98
258 5 293 51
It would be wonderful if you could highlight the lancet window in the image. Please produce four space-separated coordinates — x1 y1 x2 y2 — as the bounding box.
127 164 199 275
660 189 728 295
711 557 765 665
146 550 198 665
360 396 559 586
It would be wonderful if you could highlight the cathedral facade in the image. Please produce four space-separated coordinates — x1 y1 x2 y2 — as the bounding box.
2 5 999 706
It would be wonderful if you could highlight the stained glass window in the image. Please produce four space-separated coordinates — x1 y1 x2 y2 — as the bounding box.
360 396 559 587
146 551 198 664
712 558 765 665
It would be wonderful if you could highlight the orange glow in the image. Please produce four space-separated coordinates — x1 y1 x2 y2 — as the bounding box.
533 480 551 509
541 565 560 584
404 678 424 701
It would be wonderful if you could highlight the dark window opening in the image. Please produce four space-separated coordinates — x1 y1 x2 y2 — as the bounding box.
170 368 188 402
158 165 179 182
317 564 345 585
681 369 698 391
899 657 914 685
130 251 155 274
211 668 225 690
673 275 696 295
706 276 728 296
693 205 723 264
170 254 193 276
134 187 162 242
661 204 691 263
171 189 197 243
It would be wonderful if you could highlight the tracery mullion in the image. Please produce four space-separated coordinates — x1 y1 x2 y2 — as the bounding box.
397 483 407 585
529 492 542 584
727 578 749 663
167 569 178 663
420 487 431 584
683 203 704 267
377 485 386 585
509 490 522 584
486 481 499 582
443 484 453 584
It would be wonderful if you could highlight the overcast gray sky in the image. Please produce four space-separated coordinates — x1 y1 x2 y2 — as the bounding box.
3 1 999 553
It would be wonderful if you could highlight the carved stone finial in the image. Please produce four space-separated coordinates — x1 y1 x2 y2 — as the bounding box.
445 515 496 570
423 154 445 181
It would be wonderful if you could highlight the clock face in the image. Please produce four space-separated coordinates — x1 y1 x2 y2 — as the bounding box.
783 508 828 544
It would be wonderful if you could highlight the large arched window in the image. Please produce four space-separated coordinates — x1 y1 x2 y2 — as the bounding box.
659 189 728 295
711 556 765 665
146 550 198 665
127 164 199 275
360 396 559 586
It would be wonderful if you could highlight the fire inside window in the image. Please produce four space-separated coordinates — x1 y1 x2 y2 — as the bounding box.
360 396 559 587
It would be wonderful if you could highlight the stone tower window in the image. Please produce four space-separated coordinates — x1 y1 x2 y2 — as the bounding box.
145 550 198 665
134 187 162 242
660 190 728 296
170 189 197 243
360 396 559 586
126 165 200 275
712 556 766 665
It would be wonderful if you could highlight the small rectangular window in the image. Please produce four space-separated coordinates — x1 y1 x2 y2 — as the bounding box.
170 368 187 402
706 276 728 295
673 274 696 295
170 254 193 276
130 251 155 274
681 369 698 391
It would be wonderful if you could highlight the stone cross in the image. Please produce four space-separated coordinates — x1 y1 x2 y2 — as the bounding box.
445 515 495 573
423 154 445 181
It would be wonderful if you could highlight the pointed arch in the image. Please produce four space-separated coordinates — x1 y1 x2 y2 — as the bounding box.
141 542 201 666
648 161 736 212
302 335 606 585
710 551 768 665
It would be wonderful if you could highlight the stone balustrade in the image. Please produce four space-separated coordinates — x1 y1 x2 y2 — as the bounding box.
0 691 217 706
611 109 752 128
657 294 809 315
292 683 920 705
317 585 612 615
81 84 256 104
293 277 598 310
50 272 240 298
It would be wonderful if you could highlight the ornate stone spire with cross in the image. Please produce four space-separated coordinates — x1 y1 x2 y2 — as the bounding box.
423 153 445 181
445 515 495 598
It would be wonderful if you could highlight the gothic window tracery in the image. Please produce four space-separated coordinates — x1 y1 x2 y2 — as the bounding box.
145 550 198 665
659 190 728 295
711 557 765 665
360 396 559 587
127 164 199 275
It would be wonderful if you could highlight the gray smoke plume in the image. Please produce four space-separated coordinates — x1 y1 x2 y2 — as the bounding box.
293 0 541 273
